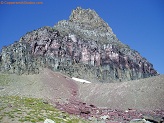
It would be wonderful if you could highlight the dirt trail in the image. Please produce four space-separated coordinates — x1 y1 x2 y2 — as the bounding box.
40 69 79 103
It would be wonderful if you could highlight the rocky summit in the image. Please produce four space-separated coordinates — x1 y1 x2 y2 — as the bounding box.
0 7 158 82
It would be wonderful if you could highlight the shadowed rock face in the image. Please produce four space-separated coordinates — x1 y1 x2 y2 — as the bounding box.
0 7 158 82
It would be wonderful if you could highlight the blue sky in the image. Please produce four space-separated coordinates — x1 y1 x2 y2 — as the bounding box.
0 0 164 74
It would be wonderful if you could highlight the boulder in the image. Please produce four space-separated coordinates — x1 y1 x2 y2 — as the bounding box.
130 119 146 123
100 115 110 120
44 119 55 123
143 114 164 123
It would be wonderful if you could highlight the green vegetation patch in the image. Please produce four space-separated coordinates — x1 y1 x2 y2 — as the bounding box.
0 96 88 123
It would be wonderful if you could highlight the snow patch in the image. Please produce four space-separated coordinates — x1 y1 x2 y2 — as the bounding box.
72 77 91 83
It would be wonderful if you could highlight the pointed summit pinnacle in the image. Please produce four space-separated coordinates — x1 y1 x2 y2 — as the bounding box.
69 7 112 33
54 7 117 43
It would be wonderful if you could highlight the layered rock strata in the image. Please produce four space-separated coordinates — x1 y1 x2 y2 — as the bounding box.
0 7 158 82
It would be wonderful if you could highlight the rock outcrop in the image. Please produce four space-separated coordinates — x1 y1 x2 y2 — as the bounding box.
56 99 164 123
0 7 158 82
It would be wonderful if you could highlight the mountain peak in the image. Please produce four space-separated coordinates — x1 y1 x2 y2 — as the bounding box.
69 7 97 22
69 7 111 32
0 7 158 82
69 7 99 23
54 7 116 43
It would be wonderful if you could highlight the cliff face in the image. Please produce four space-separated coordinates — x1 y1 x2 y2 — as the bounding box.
0 7 158 82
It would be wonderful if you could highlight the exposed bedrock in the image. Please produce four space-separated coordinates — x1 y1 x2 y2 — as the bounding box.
0 7 158 82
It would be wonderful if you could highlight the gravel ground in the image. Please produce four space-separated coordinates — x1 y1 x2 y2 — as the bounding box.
0 68 164 122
